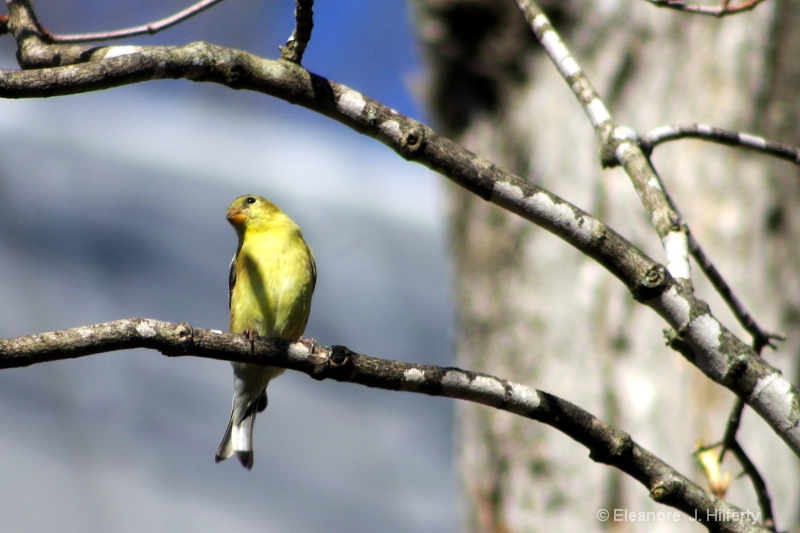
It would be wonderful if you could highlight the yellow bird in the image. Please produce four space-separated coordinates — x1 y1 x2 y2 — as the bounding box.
216 195 316 470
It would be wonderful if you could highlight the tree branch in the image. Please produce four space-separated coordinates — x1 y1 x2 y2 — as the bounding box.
642 0 767 17
687 231 784 351
36 0 226 43
514 0 694 288
3 0 800 460
280 0 314 64
640 124 800 166
0 318 772 532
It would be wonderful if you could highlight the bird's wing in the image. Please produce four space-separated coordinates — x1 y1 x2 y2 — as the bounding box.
309 247 317 292
228 253 237 310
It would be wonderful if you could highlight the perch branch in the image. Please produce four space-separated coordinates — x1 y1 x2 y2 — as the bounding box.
0 318 771 532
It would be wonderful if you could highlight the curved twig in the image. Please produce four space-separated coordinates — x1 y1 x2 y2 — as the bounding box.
642 0 767 18
640 124 800 165
38 0 225 43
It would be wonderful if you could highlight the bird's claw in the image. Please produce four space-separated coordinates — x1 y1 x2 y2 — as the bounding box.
242 329 259 352
300 336 317 352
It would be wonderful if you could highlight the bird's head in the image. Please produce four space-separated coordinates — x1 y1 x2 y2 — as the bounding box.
226 195 284 235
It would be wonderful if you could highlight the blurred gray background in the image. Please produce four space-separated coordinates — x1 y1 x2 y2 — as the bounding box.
0 1 456 531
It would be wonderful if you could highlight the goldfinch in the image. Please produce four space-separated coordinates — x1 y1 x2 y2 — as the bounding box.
215 195 316 469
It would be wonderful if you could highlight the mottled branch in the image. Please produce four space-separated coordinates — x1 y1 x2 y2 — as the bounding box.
642 0 766 17
641 124 800 165
514 0 693 291
280 0 314 64
0 318 772 532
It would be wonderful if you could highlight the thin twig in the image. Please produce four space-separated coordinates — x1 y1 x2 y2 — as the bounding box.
514 1 696 287
640 124 800 165
728 440 777 531
643 0 766 17
280 0 314 64
720 398 746 458
39 0 225 43
716 331 778 530
686 230 784 350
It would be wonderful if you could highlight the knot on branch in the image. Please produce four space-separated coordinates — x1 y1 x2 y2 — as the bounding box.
160 321 194 355
632 265 668 302
329 345 353 367
589 431 633 465
599 124 637 168
664 328 696 363
307 344 355 381
649 477 683 504
400 124 427 160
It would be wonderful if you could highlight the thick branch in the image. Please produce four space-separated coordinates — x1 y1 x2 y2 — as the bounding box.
2 0 800 459
0 318 771 532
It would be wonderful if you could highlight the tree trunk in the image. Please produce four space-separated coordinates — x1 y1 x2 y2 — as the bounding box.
413 0 799 530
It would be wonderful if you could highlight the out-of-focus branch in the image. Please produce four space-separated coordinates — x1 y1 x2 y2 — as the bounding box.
727 441 777 531
280 0 314 64
0 318 771 532
514 0 693 290
642 0 766 18
3 0 800 460
37 0 225 43
640 124 800 165
687 232 784 351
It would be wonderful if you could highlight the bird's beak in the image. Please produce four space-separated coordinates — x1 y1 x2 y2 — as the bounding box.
226 208 248 226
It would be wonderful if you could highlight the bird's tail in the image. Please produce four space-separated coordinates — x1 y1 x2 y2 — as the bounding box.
215 392 267 470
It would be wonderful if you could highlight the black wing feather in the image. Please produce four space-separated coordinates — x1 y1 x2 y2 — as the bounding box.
228 254 237 310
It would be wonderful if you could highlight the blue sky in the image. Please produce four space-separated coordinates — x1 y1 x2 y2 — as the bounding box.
0 2 455 531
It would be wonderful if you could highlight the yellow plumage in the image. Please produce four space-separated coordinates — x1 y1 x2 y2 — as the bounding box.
216 195 316 470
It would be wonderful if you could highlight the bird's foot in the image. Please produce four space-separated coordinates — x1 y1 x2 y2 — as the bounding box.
242 329 259 352
300 336 317 352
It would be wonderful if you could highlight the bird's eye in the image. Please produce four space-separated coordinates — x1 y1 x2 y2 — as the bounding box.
245 197 256 204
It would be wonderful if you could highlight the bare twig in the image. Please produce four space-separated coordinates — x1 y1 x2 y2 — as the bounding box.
38 0 225 43
514 1 694 288
280 0 314 64
643 0 766 17
686 230 784 350
640 124 800 165
727 441 777 531
0 318 772 532
721 398 746 458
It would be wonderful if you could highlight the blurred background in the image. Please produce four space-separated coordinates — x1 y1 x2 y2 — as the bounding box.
0 1 457 532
